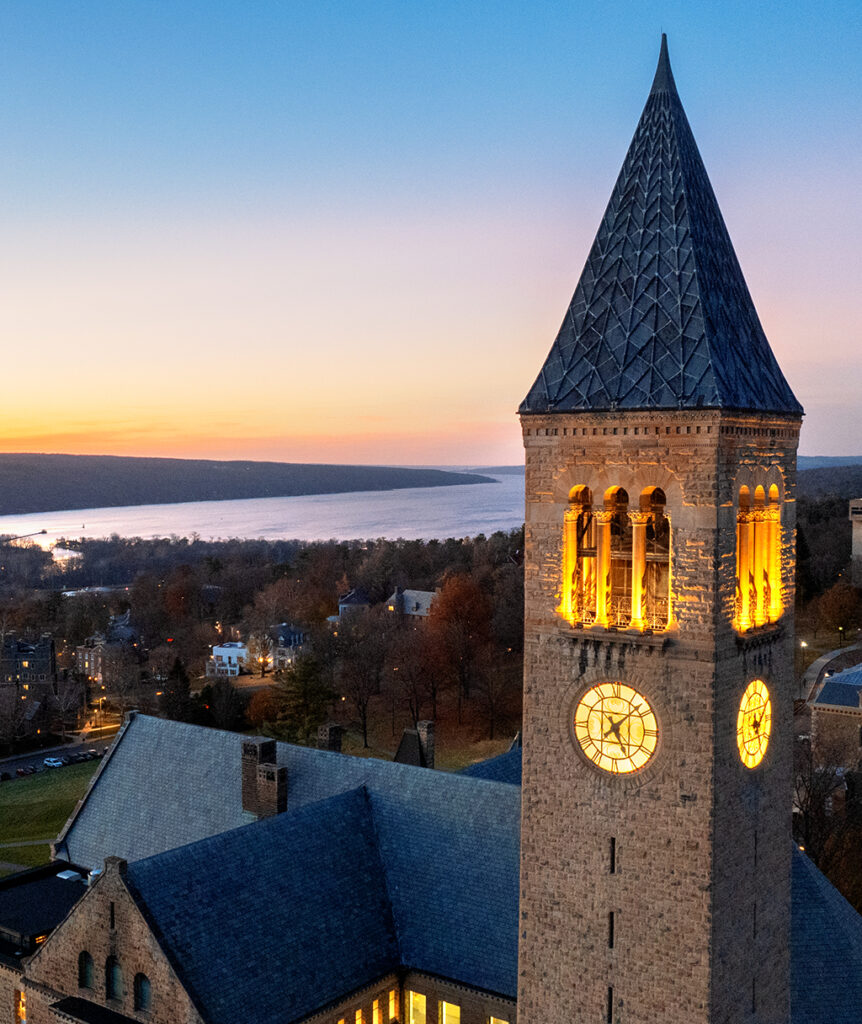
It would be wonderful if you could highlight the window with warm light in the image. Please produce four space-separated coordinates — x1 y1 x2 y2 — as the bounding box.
408 991 426 1024
489 1017 509 1024
560 484 670 631
14 990 26 1024
438 1002 460 1024
373 998 380 1024
355 1009 364 1024
388 990 398 1020
735 484 782 632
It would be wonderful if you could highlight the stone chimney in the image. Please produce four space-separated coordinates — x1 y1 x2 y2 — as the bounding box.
241 737 286 818
317 722 344 752
417 720 435 769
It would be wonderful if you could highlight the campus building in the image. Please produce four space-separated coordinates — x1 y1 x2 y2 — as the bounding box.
2 35 861 1024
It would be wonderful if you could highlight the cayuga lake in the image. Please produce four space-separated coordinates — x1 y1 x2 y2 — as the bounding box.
0 472 525 546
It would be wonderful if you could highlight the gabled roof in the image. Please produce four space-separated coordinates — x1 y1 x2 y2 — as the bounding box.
123 772 519 1024
520 35 802 417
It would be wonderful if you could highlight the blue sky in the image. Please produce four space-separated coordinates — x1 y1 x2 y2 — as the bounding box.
0 1 859 462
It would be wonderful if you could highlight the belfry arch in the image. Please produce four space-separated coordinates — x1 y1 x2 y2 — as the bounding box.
560 482 671 631
734 480 783 632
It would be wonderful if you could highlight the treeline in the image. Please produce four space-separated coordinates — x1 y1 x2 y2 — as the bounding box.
0 454 490 515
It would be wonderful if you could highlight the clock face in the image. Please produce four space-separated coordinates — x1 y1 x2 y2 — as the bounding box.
737 679 771 769
573 682 658 774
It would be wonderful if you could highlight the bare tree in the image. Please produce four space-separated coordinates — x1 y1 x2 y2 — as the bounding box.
794 733 859 866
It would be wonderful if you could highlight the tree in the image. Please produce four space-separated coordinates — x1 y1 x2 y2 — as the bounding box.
161 658 194 723
246 632 272 677
793 733 857 866
816 582 860 639
426 573 492 719
199 677 247 731
0 687 27 753
272 655 333 745
337 607 391 747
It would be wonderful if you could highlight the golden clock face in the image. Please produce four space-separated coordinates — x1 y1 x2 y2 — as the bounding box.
737 679 771 769
573 682 658 775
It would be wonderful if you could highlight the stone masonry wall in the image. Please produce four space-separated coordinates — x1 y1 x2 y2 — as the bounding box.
23 858 203 1024
518 408 799 1024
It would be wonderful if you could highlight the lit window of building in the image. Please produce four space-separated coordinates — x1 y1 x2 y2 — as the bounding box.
408 991 426 1024
439 1002 460 1024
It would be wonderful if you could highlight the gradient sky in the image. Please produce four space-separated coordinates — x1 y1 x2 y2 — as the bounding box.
0 1 859 465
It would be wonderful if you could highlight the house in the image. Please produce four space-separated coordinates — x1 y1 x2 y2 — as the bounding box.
385 588 436 618
205 641 248 678
74 612 141 688
270 623 306 671
810 664 862 768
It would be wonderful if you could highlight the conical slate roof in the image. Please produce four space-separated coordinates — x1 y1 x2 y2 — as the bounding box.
520 36 802 416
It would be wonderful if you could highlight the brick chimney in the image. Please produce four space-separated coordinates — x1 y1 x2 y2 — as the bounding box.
241 738 287 818
417 720 435 769
317 722 344 752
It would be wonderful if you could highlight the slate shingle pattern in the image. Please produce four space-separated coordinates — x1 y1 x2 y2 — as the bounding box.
791 847 862 1023
125 789 400 1024
520 36 801 416
814 666 862 708
56 717 862 1023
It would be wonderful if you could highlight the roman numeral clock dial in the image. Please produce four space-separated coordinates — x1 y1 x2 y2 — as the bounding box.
573 682 658 774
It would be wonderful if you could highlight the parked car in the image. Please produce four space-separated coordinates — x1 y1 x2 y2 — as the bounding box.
44 757 64 768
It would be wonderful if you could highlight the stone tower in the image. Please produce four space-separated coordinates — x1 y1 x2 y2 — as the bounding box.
518 37 802 1024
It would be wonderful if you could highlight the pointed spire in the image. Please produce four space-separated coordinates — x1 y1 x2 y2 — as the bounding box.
649 33 676 96
520 39 802 417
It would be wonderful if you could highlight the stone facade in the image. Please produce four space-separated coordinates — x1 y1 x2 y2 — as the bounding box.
518 408 799 1024
17 858 203 1024
850 499 862 588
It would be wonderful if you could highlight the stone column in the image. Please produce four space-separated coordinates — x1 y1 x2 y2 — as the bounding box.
560 503 583 623
594 509 614 627
628 510 651 630
736 509 753 631
767 503 782 622
752 507 768 627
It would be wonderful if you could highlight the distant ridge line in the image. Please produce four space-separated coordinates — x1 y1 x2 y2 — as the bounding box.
0 454 493 517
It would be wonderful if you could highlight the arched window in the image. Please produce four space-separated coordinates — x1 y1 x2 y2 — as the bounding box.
603 488 630 627
560 483 671 631
735 484 782 632
105 956 123 1001
134 973 152 1011
78 950 94 989
561 486 596 624
639 487 670 629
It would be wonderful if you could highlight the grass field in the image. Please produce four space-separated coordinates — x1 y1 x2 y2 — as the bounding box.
0 762 98 875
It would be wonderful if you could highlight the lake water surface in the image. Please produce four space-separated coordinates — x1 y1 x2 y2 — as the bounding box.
0 473 525 546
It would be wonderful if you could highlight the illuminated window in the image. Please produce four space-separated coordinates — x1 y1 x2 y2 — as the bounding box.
735 484 782 632
489 1018 509 1024
134 973 151 1011
22 661 29 668
389 990 398 1020
408 992 426 1024
373 999 380 1024
14 990 26 1024
560 484 670 631
439 1002 460 1024
78 950 94 989
356 1010 364 1024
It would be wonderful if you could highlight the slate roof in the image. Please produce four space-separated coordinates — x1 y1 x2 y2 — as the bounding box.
814 666 862 708
791 847 862 1023
460 746 523 784
520 36 802 416
122 770 519 1024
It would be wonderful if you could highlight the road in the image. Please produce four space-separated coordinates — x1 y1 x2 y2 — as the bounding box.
0 727 121 778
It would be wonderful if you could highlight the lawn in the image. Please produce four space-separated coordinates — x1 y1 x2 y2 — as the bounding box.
0 761 99 875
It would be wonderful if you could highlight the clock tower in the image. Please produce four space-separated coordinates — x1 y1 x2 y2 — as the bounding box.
518 37 802 1024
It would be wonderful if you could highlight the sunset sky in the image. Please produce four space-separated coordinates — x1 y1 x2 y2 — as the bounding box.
0 1 859 465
